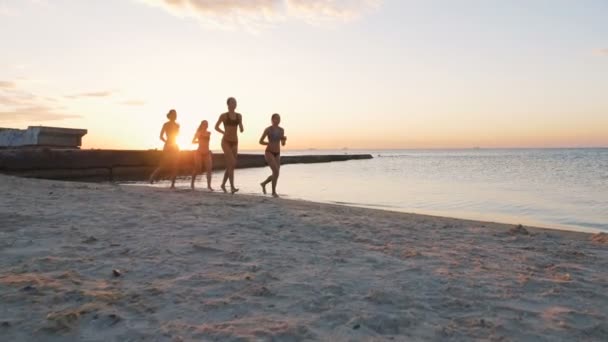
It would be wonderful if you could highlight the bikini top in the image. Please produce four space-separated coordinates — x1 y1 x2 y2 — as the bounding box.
268 127 282 143
223 113 240 127
197 130 210 141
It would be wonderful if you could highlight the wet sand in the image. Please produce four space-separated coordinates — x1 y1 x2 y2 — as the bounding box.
0 175 607 341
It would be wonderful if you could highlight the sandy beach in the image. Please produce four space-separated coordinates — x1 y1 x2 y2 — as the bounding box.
0 174 607 341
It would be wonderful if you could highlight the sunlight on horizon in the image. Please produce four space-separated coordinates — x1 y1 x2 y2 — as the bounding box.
1 0 607 150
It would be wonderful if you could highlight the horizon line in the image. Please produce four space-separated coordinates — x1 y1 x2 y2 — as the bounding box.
82 146 608 152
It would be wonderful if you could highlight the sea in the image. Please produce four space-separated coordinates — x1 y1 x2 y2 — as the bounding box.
151 148 608 233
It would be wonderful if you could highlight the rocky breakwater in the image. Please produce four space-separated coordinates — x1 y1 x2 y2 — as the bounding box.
0 149 372 181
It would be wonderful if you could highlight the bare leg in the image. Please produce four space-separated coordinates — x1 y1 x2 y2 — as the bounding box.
149 166 162 184
149 153 169 184
205 153 214 191
221 171 229 192
191 153 201 189
170 165 177 189
261 153 273 194
260 175 272 194
169 153 179 189
271 165 280 197
229 143 239 194
221 141 233 193
264 152 280 197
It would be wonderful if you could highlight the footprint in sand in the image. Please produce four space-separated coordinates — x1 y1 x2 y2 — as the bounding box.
191 243 224 254
248 286 273 297
348 313 415 335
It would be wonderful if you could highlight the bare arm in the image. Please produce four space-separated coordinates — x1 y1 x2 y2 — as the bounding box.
215 114 225 135
259 127 269 146
159 124 167 143
238 114 244 133
192 130 199 144
281 128 287 146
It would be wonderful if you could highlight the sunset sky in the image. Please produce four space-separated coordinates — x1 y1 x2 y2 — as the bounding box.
1 0 607 150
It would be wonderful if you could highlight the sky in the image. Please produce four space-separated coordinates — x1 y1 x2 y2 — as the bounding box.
1 0 607 150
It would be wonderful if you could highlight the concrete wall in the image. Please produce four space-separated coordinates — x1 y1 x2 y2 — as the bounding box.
0 128 32 147
0 149 373 181
0 126 87 148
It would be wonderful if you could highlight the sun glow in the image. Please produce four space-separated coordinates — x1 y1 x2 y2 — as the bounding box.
177 133 194 151
3 1 607 151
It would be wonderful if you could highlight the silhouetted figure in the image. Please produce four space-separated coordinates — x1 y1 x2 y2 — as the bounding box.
191 120 214 191
215 97 243 194
149 109 180 189
259 113 286 197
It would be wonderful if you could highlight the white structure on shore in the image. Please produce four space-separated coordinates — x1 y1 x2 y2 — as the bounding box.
0 126 87 148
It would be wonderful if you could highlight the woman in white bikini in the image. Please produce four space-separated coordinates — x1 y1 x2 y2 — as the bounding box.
259 113 286 197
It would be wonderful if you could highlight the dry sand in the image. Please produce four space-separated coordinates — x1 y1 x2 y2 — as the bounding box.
0 174 607 341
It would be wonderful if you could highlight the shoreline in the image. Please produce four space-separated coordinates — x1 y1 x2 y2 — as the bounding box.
1 175 606 340
138 180 604 235
323 201 604 235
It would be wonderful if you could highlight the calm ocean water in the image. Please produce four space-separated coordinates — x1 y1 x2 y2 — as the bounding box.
159 149 608 233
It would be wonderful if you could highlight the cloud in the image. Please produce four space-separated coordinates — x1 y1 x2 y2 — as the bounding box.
0 81 16 89
0 106 80 123
0 87 39 107
119 100 147 106
66 91 114 99
0 81 81 123
137 0 380 30
287 0 380 22
593 48 608 56
0 94 31 107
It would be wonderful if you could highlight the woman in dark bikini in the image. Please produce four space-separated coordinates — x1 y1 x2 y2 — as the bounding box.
191 120 214 191
259 113 286 197
149 109 180 189
214 97 243 194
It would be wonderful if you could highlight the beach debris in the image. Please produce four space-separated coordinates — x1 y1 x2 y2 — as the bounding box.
46 309 81 332
21 284 36 292
112 269 122 277
509 224 529 235
107 313 122 326
353 324 361 330
402 249 420 258
1 321 11 328
591 232 608 244
365 289 396 305
250 286 273 297
82 236 98 244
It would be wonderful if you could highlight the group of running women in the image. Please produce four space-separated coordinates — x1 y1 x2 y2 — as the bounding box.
148 97 286 197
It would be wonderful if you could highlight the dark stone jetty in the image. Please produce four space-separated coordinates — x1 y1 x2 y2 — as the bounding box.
0 149 372 181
